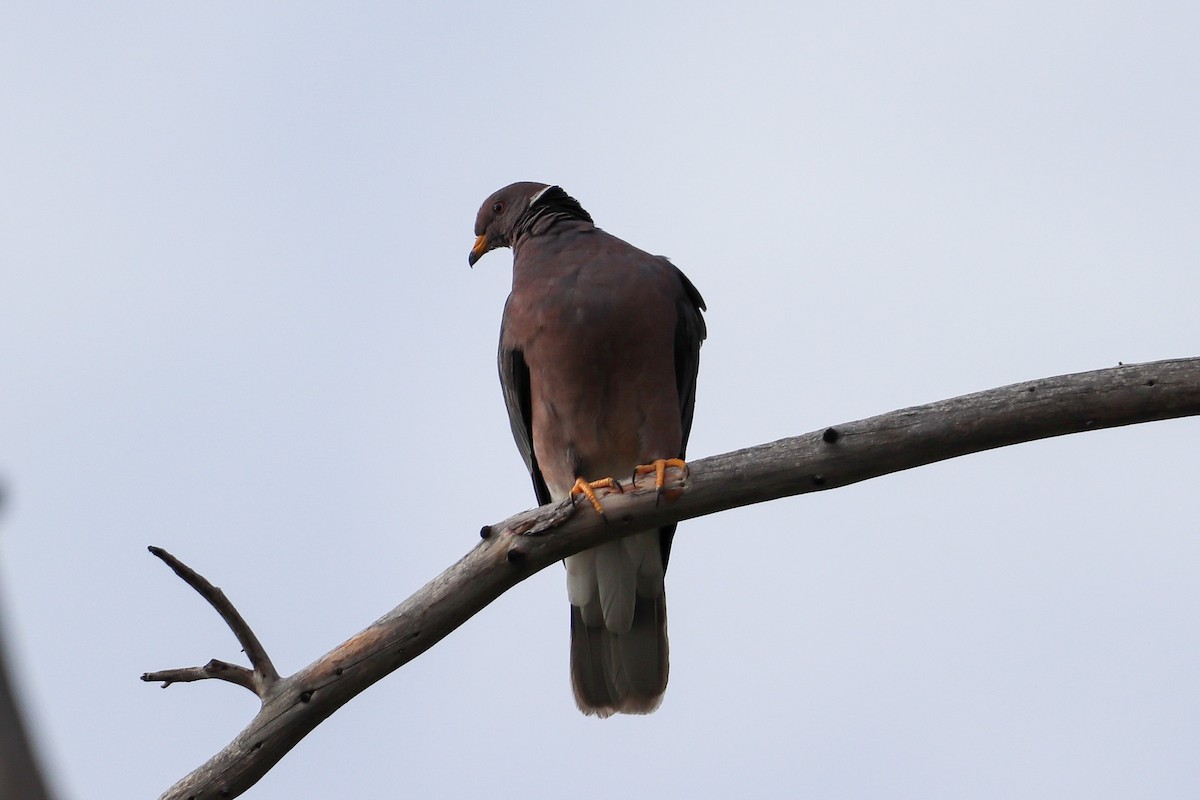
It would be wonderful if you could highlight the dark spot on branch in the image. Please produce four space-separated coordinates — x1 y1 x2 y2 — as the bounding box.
506 547 526 564
812 475 827 487
1027 385 1037 392
479 525 492 539
299 690 313 703
334 667 343 675
1145 379 1156 387
822 427 839 443
252 741 263 750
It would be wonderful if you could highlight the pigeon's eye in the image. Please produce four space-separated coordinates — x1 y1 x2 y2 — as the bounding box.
492 202 504 214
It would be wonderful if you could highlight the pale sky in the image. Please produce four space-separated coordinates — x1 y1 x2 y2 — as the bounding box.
2 3 1198 798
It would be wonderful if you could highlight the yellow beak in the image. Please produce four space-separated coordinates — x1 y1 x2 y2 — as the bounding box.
468 234 490 267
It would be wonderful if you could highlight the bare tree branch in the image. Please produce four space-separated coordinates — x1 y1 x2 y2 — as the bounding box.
148 357 1200 800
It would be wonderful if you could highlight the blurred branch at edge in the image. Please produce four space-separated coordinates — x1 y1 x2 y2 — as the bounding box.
0 483 57 800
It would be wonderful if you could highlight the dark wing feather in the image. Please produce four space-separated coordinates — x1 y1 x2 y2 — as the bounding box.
498 344 552 506
659 263 707 570
672 265 707 452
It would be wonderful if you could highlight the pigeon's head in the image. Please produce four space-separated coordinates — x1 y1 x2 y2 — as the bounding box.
468 182 592 266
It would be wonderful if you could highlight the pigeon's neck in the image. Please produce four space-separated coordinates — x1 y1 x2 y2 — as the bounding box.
512 190 592 243
511 208 593 256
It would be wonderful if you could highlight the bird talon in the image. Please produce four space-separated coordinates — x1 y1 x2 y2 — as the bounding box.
569 476 621 516
632 458 689 494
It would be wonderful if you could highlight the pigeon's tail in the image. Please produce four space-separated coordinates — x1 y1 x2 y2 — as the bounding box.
566 531 669 717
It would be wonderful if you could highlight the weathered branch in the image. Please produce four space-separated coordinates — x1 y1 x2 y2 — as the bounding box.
149 357 1200 800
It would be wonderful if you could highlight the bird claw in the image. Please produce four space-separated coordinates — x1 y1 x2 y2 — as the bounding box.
632 458 689 505
568 476 623 519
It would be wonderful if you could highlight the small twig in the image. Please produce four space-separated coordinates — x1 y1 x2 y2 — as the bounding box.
143 660 257 692
144 546 280 697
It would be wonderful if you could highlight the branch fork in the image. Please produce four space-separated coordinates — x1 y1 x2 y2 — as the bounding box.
142 546 279 700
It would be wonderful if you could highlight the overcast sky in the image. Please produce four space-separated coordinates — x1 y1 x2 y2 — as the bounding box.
2 2 1198 798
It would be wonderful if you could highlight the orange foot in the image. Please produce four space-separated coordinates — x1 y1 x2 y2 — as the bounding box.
569 476 624 517
632 458 689 502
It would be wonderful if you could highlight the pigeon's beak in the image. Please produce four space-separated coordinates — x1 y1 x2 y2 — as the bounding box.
468 234 490 267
